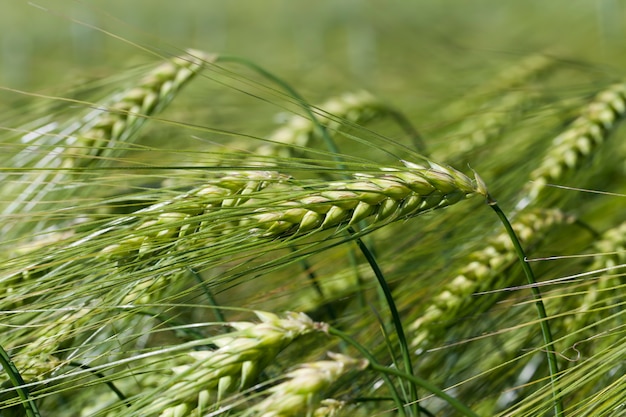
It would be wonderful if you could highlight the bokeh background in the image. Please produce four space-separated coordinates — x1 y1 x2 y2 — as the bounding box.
2 0 625 107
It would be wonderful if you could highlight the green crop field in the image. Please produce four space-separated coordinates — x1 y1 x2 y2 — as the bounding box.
1 2 624 416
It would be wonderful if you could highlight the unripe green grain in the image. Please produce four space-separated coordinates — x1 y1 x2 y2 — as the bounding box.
520 83 626 208
1 49 215 244
258 91 406 160
137 312 325 416
561 221 626 347
65 49 214 166
410 209 574 348
250 352 367 417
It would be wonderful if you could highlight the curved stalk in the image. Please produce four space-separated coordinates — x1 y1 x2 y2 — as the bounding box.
486 195 564 417
218 55 344 167
329 327 478 417
0 344 41 417
351 230 420 416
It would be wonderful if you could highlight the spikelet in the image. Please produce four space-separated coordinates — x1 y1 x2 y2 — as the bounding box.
246 161 479 237
258 91 400 159
249 352 367 417
133 312 325 415
97 161 478 262
1 49 215 242
312 399 346 417
561 221 626 351
519 82 626 208
410 209 574 348
63 49 215 167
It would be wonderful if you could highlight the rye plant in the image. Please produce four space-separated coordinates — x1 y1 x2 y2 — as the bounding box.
1 3 625 417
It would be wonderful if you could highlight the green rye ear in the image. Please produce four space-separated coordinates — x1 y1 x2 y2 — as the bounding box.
2 5 625 417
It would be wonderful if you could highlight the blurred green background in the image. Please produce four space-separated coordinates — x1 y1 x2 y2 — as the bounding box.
2 0 625 106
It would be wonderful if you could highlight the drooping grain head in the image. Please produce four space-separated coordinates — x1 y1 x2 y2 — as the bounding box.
141 311 326 415
64 49 216 168
519 83 626 208
410 209 574 349
247 161 481 238
97 161 478 264
258 91 394 160
561 221 626 347
250 352 368 417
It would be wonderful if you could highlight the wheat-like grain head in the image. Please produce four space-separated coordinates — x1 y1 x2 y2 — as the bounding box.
410 209 574 349
561 221 626 349
1 49 215 243
519 83 626 208
60 165 471 266
257 91 390 160
95 161 480 267
249 352 368 417
134 311 325 415
63 49 215 167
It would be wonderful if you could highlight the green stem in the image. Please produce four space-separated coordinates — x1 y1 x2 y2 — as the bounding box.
487 196 564 417
69 362 129 406
295 250 339 322
189 267 226 323
329 327 478 417
219 54 424 414
0 344 41 417
351 230 419 417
